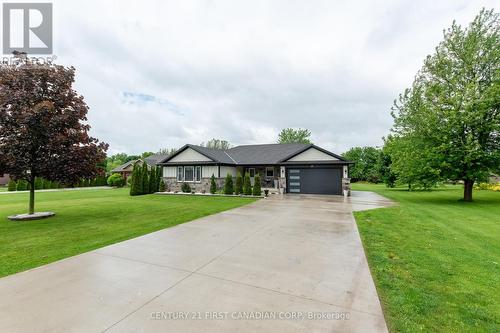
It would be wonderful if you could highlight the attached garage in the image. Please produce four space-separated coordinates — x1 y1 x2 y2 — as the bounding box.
286 167 342 195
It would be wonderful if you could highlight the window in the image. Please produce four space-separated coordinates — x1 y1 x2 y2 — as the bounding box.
184 166 194 182
177 166 202 182
265 167 274 178
195 166 201 182
177 166 184 181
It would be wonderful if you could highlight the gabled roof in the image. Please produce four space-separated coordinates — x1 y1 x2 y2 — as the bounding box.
158 144 235 164
111 159 140 172
160 143 351 165
226 143 310 165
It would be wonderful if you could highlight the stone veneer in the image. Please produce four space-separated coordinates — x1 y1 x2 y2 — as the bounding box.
163 177 224 193
342 178 351 196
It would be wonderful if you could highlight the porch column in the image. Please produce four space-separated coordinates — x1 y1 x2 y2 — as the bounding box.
278 166 286 194
342 165 351 196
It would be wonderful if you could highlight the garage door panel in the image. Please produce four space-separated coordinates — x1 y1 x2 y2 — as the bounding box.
287 168 341 195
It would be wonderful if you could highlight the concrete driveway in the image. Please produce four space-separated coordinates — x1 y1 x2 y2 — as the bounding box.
0 191 393 333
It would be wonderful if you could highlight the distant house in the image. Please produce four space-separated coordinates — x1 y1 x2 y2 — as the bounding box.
0 173 10 186
111 154 169 181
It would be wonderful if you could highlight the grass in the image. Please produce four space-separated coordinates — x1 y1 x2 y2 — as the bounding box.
0 188 257 278
351 183 500 332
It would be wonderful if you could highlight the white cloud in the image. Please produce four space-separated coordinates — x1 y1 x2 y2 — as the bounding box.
51 0 497 154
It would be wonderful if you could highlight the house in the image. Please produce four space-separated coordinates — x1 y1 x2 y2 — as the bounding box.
110 154 168 181
159 143 353 195
0 173 10 186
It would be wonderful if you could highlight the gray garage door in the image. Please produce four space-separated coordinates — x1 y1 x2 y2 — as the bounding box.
287 168 342 195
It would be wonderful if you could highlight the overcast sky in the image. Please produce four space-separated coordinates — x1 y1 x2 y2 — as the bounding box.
52 0 496 155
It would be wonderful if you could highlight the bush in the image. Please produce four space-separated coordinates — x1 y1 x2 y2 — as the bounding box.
253 173 261 196
148 167 157 193
181 182 191 193
474 182 500 191
156 166 163 192
224 173 234 194
43 180 52 189
7 179 17 191
130 164 142 196
243 172 252 195
107 173 125 187
159 180 166 192
16 179 28 191
235 172 243 195
210 174 217 194
141 163 149 194
34 177 43 190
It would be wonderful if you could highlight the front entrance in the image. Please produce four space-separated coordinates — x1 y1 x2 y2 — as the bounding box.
287 167 342 195
248 168 255 186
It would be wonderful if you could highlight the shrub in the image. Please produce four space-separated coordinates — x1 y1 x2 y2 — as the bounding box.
243 172 252 195
7 179 17 191
34 177 43 190
224 173 234 194
130 164 142 196
253 173 261 196
148 167 157 193
141 163 149 195
474 182 500 191
16 179 28 191
107 173 125 187
181 182 191 193
159 180 166 192
210 174 217 194
235 172 243 195
156 166 163 192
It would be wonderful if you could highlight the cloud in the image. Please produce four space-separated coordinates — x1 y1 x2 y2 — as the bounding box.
51 0 497 155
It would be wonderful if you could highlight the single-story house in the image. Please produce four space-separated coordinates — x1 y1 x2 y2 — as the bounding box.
111 154 168 181
0 173 10 186
158 143 353 195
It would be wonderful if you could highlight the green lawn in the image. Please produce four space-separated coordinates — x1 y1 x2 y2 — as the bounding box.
351 183 500 332
0 188 257 278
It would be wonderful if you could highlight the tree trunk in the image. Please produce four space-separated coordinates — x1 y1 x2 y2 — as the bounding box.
29 177 35 214
463 179 474 202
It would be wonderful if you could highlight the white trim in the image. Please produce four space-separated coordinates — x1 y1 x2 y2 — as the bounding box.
184 166 194 182
177 165 202 183
177 166 184 182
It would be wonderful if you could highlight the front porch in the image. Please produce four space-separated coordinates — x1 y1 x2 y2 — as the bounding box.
238 166 283 190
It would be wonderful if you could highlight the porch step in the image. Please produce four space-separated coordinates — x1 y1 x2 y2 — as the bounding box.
263 188 280 195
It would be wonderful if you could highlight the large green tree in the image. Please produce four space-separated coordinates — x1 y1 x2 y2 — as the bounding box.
342 146 381 182
277 128 312 144
389 9 499 201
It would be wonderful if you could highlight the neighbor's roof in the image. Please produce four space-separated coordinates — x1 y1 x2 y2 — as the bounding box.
111 159 139 172
160 143 350 165
144 154 170 166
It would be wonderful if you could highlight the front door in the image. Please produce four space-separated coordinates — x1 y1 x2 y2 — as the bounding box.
248 168 255 186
